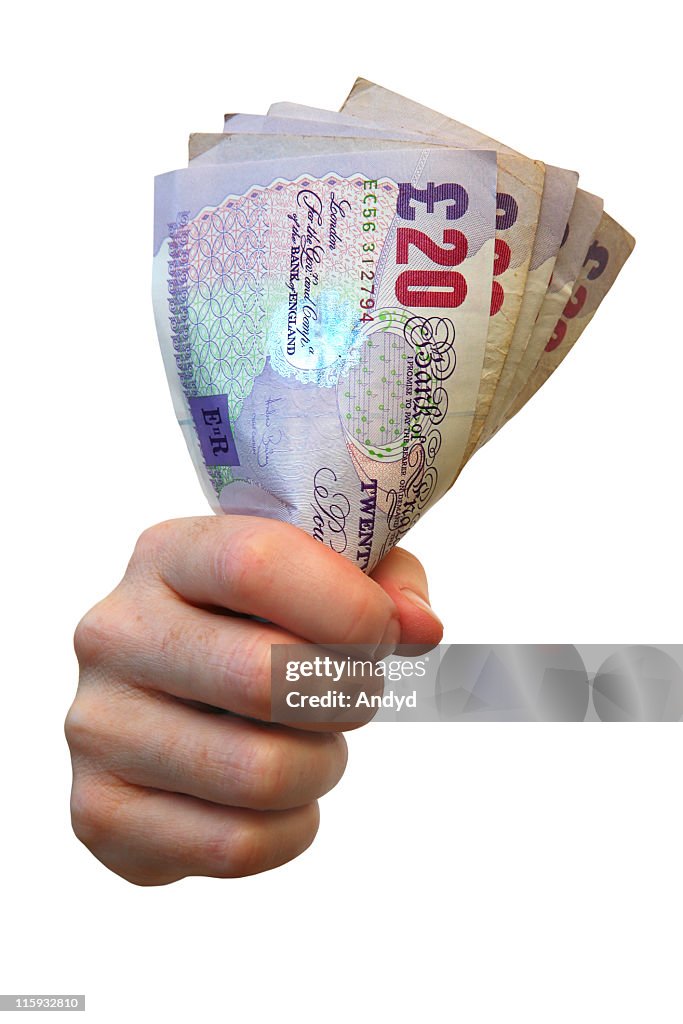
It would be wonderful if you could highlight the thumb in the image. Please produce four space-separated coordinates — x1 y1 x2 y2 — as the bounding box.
370 547 443 654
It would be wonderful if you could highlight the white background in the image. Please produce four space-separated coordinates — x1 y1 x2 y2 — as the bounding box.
2 2 681 1021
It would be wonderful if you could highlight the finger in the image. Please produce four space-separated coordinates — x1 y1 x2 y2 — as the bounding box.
130 517 400 655
79 588 325 722
77 591 379 730
70 775 320 885
370 547 444 654
74 688 348 810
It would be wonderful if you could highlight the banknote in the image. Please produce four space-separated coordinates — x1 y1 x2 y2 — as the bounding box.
190 132 448 166
499 212 635 428
269 97 549 468
261 102 625 445
222 111 434 142
474 169 581 449
153 148 497 570
479 188 605 443
267 103 368 123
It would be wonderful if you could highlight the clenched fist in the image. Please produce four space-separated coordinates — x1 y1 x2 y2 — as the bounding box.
66 517 442 885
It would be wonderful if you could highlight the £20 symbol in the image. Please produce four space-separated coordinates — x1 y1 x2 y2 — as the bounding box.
394 182 469 308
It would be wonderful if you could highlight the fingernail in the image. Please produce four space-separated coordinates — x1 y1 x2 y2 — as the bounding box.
372 616 401 660
400 588 444 628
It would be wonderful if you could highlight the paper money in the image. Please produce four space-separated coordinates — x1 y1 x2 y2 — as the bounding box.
339 80 556 470
265 107 580 466
499 212 635 428
190 132 447 166
154 148 497 570
152 84 634 570
339 83 632 445
475 170 582 447
479 188 604 441
267 102 582 462
222 111 434 142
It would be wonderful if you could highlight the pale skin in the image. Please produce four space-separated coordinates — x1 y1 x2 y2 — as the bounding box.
66 516 443 886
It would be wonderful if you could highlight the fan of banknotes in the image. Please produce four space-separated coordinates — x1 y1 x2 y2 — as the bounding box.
152 79 634 572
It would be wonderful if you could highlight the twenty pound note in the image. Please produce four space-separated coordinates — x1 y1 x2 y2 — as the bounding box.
153 148 497 571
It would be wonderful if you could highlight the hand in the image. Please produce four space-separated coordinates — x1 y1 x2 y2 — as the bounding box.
66 516 443 885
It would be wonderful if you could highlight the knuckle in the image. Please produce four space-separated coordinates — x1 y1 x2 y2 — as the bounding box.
241 737 289 810
214 523 279 607
69 775 110 850
299 734 348 799
65 682 147 764
64 695 96 756
128 520 175 575
73 605 112 665
69 779 182 887
224 822 269 877
73 591 142 668
74 592 153 673
284 801 320 860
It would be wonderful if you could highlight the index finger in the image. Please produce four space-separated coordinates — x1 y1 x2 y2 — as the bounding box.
130 516 401 657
